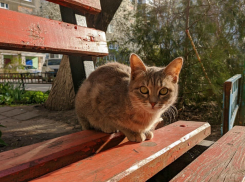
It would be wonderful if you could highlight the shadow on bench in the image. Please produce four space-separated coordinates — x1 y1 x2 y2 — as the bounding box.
0 121 210 182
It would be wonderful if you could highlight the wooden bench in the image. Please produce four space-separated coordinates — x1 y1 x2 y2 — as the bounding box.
0 121 211 182
171 125 245 181
222 74 243 134
0 0 212 181
170 74 245 181
0 7 107 56
0 0 107 91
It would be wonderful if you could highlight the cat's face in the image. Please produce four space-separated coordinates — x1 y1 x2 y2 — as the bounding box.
128 54 183 114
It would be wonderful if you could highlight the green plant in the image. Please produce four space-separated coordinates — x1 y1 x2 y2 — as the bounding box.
0 124 7 146
0 82 24 105
21 91 49 104
0 82 49 105
112 0 245 124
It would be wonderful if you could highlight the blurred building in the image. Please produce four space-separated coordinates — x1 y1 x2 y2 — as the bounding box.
103 0 154 63
0 0 41 14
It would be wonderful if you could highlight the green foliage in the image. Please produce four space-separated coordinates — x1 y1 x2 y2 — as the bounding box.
103 0 245 124
0 82 49 105
0 82 24 105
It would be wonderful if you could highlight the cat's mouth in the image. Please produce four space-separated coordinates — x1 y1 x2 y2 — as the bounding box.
147 105 161 112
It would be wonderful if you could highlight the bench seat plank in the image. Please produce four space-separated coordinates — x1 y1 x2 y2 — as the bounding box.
46 0 101 14
0 9 108 56
0 131 125 182
171 126 245 182
32 121 211 182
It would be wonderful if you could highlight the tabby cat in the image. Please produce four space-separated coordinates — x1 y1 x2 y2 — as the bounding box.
75 54 183 142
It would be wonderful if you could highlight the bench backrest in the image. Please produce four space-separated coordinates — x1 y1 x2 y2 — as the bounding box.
222 74 242 134
0 0 108 57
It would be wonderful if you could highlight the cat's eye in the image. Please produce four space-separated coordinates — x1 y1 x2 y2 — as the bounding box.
140 86 149 94
159 88 168 95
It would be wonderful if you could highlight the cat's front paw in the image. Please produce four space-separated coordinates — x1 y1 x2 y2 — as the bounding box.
124 132 146 142
135 133 146 142
129 131 153 142
126 132 146 142
145 131 154 140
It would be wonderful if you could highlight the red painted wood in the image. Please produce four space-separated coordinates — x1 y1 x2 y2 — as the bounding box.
46 0 101 14
31 121 211 182
0 9 108 56
0 131 125 182
171 126 245 182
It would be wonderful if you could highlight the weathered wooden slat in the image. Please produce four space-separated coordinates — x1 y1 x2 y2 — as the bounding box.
31 121 211 182
223 74 242 134
46 0 101 14
0 131 125 182
0 9 108 56
171 126 245 182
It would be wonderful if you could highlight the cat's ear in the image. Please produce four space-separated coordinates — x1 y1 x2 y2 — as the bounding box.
164 57 183 83
130 53 146 80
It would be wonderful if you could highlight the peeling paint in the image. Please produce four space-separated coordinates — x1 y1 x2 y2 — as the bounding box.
28 23 45 46
0 8 108 56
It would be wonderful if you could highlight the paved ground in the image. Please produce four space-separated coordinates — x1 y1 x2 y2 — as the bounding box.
25 84 52 92
0 105 81 152
0 104 221 153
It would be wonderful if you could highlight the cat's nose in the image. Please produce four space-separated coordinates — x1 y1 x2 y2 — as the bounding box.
150 102 157 108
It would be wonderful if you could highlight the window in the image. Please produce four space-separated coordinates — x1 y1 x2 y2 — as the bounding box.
0 2 9 9
49 54 62 59
24 0 32 2
138 0 143 4
48 59 62 66
103 54 117 62
115 43 119 51
108 42 119 50
107 24 114 33
109 43 114 49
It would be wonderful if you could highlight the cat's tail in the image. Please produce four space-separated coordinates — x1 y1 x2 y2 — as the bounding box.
162 105 178 124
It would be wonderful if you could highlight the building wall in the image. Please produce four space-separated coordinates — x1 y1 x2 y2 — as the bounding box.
0 0 40 14
103 0 154 63
102 0 137 63
0 50 45 71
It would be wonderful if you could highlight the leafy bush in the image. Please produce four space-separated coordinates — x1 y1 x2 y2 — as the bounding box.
21 91 49 104
0 82 24 105
0 83 49 105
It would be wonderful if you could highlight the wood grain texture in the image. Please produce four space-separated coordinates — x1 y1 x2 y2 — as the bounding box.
0 131 125 182
47 0 101 14
31 121 211 182
44 55 75 110
223 81 232 134
0 9 108 56
171 126 245 182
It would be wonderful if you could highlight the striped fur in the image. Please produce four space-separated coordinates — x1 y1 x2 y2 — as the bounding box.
75 54 183 142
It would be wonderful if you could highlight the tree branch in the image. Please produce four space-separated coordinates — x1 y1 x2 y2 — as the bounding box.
186 30 214 88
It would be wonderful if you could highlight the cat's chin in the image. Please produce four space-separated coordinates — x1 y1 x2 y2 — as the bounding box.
145 107 161 113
